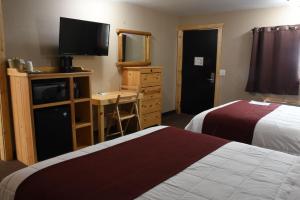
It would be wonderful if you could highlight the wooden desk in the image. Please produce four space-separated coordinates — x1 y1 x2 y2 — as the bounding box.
92 91 142 143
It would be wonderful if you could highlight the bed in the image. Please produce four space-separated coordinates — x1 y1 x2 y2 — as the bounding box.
185 100 300 155
1 126 300 200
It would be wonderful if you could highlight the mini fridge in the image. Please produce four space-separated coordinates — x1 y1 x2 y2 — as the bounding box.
34 105 73 161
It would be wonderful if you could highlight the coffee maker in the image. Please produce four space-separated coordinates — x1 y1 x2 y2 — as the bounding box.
59 56 73 72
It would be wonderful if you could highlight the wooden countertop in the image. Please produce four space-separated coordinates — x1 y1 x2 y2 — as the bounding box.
92 91 143 106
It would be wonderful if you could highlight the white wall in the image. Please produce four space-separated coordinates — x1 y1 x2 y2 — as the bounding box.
3 0 179 112
180 6 300 104
5 1 300 112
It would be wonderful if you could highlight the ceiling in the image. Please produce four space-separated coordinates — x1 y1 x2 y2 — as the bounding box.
110 0 290 16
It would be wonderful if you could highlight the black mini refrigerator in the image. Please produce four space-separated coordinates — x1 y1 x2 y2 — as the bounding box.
34 105 73 161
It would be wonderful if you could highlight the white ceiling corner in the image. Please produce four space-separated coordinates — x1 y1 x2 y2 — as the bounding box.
109 0 290 16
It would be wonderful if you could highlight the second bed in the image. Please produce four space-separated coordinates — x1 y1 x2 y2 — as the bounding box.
185 100 300 155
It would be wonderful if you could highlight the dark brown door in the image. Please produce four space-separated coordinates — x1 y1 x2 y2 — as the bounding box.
181 30 218 114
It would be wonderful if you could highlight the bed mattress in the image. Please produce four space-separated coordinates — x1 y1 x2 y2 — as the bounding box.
1 126 300 200
186 100 300 155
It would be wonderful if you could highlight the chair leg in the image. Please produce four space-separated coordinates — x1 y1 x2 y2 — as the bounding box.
116 107 124 136
106 111 115 137
124 118 131 133
124 104 135 133
135 103 142 131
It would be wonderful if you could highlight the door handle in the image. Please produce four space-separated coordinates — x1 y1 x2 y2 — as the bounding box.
207 73 215 83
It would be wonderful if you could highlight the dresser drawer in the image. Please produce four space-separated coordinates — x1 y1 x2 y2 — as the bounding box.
141 112 161 128
141 86 161 100
141 99 161 114
140 68 162 74
142 93 161 101
140 73 161 87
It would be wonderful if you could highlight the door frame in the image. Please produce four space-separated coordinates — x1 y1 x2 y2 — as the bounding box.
0 0 13 160
176 23 224 113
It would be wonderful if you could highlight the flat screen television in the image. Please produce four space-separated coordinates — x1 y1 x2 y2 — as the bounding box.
59 17 110 56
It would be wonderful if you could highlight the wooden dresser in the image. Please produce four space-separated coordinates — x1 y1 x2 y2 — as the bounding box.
121 66 162 129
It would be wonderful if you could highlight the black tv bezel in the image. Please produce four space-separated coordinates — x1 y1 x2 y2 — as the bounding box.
59 17 110 56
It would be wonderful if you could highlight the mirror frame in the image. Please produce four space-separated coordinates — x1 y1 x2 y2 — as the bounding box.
116 29 151 67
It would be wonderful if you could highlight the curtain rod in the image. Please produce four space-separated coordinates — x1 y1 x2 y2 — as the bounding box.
252 25 300 32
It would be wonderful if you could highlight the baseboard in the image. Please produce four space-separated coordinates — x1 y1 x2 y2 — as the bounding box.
162 110 176 116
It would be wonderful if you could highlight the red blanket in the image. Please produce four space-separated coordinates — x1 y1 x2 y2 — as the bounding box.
202 100 280 144
15 127 228 200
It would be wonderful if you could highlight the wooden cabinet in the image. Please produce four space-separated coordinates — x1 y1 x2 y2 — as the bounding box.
8 68 93 165
121 66 162 129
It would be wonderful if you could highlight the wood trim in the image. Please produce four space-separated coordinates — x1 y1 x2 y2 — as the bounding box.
176 23 224 113
75 122 92 129
70 77 77 150
116 61 151 67
0 0 13 161
121 66 162 70
88 76 94 145
145 36 151 63
7 68 92 79
177 23 224 31
214 27 223 106
176 31 183 113
27 78 37 163
9 76 36 164
118 34 123 62
74 98 90 103
116 29 152 67
32 101 72 109
116 29 152 36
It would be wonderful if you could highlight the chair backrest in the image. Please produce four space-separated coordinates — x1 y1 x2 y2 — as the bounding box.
120 85 138 91
120 85 141 94
114 90 140 108
118 85 140 103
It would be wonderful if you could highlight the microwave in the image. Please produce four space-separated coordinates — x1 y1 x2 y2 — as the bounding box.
32 79 70 105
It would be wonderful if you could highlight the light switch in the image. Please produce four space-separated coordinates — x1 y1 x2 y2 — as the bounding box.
194 57 204 66
220 69 226 76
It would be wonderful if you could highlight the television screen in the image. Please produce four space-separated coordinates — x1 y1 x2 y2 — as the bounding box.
59 17 110 56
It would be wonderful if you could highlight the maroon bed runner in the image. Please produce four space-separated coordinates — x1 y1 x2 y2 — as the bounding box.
202 100 280 144
15 127 228 200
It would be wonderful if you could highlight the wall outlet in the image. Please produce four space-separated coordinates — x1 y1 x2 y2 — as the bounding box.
220 69 226 76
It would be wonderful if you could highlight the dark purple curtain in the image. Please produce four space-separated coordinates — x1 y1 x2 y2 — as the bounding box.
246 25 300 95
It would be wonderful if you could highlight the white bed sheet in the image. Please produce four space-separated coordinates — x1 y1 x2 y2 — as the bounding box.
185 100 300 155
1 125 300 200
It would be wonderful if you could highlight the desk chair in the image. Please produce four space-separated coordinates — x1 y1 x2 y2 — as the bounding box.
106 92 141 138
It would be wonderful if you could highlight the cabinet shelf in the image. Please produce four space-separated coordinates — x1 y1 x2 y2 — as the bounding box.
74 145 89 150
75 126 93 149
33 100 72 109
74 77 90 99
74 98 90 103
75 122 91 129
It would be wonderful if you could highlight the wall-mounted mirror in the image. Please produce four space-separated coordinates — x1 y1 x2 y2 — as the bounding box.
116 29 151 67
